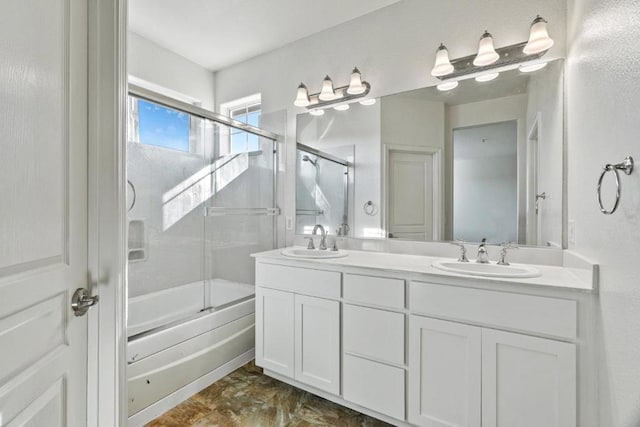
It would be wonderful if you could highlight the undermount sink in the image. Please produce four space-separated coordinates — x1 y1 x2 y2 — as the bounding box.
281 248 349 259
432 259 541 278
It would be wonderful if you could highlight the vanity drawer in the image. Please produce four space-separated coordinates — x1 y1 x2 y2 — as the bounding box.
410 282 577 340
343 354 405 420
256 262 341 299
343 274 405 309
343 304 404 365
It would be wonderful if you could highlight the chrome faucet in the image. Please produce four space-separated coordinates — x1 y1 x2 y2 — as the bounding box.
312 224 328 250
497 242 519 265
476 238 490 264
450 240 469 262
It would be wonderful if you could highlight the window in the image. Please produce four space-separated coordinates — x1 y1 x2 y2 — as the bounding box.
127 96 194 152
220 94 262 155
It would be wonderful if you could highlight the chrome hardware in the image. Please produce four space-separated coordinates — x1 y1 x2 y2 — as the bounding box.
336 223 350 237
476 238 490 264
127 180 136 212
71 288 99 317
206 207 280 217
450 240 469 262
296 208 324 216
312 224 328 250
535 192 546 215
597 156 634 215
363 201 377 216
497 242 519 266
306 237 315 250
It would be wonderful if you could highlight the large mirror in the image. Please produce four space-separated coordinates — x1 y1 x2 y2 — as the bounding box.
296 59 564 247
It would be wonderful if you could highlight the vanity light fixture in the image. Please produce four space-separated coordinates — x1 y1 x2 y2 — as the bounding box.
519 62 548 73
475 72 499 82
347 67 366 95
319 76 336 101
523 16 554 55
309 109 325 116
294 67 371 110
294 83 310 107
430 16 554 81
334 104 350 111
473 31 500 66
436 81 459 91
359 99 377 106
431 44 454 77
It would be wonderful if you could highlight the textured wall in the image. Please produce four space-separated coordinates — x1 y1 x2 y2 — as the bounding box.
566 0 640 425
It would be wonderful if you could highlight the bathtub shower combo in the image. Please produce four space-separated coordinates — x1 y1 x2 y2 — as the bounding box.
125 86 278 425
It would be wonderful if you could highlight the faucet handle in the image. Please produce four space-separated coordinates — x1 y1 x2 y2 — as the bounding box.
450 240 469 262
306 237 315 250
497 242 519 265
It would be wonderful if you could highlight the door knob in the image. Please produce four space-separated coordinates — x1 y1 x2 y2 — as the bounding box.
71 288 99 316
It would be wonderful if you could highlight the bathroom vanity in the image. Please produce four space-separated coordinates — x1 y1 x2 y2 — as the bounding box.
252 247 597 427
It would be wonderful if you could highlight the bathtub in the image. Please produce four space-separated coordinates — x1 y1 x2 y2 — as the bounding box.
127 279 256 426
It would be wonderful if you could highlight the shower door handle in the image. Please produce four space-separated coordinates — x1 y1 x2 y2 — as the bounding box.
71 288 100 317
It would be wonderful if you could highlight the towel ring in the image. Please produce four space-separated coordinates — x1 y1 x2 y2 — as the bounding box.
597 156 633 215
363 200 378 216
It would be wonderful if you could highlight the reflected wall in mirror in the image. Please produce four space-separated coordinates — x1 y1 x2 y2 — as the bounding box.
296 59 564 248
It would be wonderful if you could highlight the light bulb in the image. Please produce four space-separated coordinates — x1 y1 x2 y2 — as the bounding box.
473 31 500 66
334 104 350 111
519 62 548 73
359 99 377 106
309 109 325 116
431 43 454 77
475 72 499 82
293 83 310 107
347 67 366 95
523 16 554 55
437 81 459 91
318 75 336 101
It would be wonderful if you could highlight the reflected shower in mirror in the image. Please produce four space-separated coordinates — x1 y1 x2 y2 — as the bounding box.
296 59 564 247
295 144 352 237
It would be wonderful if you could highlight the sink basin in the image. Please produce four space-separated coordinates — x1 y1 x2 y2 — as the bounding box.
432 260 541 278
281 248 349 259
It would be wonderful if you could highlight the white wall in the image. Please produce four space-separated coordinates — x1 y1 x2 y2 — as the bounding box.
213 0 567 244
566 1 640 426
128 31 216 111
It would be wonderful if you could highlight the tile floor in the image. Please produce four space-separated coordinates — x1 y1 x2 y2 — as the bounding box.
146 362 391 427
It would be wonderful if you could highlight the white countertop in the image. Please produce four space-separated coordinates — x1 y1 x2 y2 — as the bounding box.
252 247 596 292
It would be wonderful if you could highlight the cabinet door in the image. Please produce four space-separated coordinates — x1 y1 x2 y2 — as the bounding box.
255 287 294 377
482 329 576 427
294 294 340 394
408 316 481 427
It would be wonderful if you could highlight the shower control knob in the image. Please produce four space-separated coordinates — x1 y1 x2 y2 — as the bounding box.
71 288 100 317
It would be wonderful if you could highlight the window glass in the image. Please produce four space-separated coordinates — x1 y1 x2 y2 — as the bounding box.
137 99 190 152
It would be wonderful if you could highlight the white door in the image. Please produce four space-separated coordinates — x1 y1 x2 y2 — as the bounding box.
294 294 340 394
0 0 92 425
388 151 434 240
408 317 481 427
255 288 295 377
482 329 576 427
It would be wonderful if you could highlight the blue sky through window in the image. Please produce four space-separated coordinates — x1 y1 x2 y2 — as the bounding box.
138 99 190 151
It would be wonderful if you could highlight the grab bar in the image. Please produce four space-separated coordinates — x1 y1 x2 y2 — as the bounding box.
205 207 280 217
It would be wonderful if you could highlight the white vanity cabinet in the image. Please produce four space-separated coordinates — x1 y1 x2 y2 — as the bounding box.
408 281 577 427
255 263 341 395
254 254 588 427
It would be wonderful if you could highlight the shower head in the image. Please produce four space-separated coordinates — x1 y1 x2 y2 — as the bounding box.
302 155 318 167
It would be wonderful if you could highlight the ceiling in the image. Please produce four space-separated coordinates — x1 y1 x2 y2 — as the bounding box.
128 0 402 71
